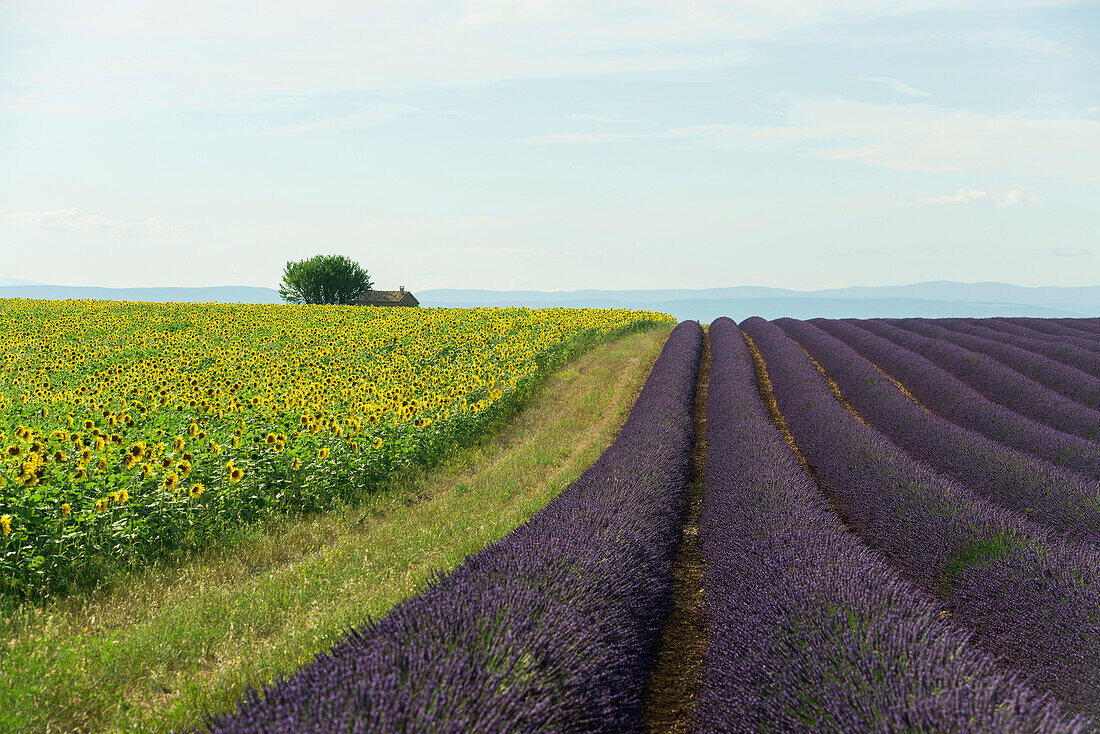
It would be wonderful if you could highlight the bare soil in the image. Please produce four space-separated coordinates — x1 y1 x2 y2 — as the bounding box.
645 330 709 734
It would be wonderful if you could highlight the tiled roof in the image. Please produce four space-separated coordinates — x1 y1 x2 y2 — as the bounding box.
357 290 418 305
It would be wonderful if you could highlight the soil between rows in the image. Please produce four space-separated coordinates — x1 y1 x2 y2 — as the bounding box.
645 328 709 733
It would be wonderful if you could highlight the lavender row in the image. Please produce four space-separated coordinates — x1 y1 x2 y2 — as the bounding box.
694 317 1086 732
742 317 1100 716
929 318 1100 383
206 321 702 734
1060 318 1100 339
777 318 1100 538
855 318 1100 441
1004 317 1100 345
980 317 1100 354
887 318 1100 410
814 318 1100 480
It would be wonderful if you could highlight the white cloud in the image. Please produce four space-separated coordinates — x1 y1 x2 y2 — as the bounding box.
564 113 648 124
902 188 1044 206
522 132 648 144
904 188 990 206
997 188 1045 206
249 103 457 135
521 101 1100 175
3 0 1082 107
960 29 1080 57
861 76 933 97
3 209 175 236
1041 244 1095 258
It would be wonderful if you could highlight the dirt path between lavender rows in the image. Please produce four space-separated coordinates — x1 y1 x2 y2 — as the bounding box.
645 328 709 733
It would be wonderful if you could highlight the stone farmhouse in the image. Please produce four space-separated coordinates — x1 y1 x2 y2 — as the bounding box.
356 286 419 307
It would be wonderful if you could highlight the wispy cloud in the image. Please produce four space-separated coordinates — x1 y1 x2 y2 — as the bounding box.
4 209 175 235
520 101 1100 175
522 132 648 145
902 188 1044 207
998 189 1045 206
564 113 648 124
904 188 990 206
251 103 457 135
6 0 1075 106
1041 245 1095 258
734 96 787 117
861 76 933 97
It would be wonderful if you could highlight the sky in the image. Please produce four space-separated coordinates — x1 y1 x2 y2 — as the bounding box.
1 1 1098 292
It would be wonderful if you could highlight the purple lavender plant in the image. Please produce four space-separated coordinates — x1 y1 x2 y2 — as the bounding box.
776 317 1100 537
694 317 1088 732
923 318 1100 383
887 318 1100 409
1006 317 1100 345
205 320 702 734
979 317 1100 353
855 318 1100 441
1061 318 1100 339
814 318 1100 480
741 316 1100 717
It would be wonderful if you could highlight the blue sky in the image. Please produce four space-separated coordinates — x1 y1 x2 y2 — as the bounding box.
1 1 1097 291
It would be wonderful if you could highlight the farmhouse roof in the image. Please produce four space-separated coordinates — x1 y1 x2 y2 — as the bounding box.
357 289 420 306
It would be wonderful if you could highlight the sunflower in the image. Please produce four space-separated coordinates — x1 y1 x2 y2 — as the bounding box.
61 503 71 517
190 483 205 497
1 515 11 536
229 466 244 483
317 447 330 460
164 471 179 491
372 437 384 450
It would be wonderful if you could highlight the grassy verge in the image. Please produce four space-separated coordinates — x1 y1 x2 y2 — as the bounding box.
0 325 672 734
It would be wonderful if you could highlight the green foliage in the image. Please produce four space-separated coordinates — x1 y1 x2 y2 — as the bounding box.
939 532 1019 595
278 254 373 305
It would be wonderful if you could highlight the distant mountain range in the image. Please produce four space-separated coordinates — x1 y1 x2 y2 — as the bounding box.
418 282 1100 320
1 281 1098 320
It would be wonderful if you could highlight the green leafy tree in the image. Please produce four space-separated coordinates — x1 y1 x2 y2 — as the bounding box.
278 255 373 305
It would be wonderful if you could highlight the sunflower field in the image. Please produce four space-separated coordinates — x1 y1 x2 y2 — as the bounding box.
0 300 673 600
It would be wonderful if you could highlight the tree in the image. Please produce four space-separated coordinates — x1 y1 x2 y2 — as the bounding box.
278 255 373 305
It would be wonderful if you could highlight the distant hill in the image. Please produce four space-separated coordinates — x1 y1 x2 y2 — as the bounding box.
419 282 1100 321
2 281 1097 320
0 285 283 304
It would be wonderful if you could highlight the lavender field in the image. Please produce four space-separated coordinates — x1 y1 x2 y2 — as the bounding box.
206 317 1100 732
